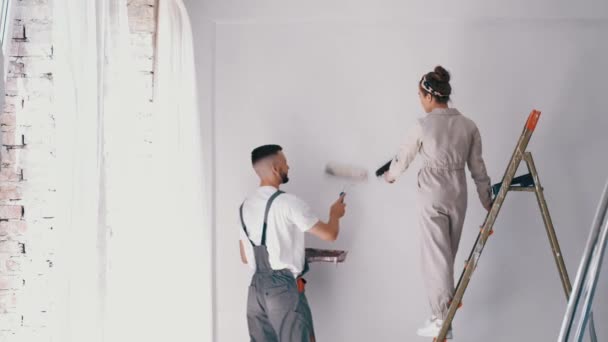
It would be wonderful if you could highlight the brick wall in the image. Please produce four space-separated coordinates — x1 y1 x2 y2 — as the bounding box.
127 0 157 159
0 0 54 340
0 0 157 341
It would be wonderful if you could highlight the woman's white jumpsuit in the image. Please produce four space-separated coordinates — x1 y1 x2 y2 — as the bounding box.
387 107 492 319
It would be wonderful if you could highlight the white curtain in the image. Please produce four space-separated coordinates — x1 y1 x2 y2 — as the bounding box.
106 0 212 340
53 0 211 341
150 0 212 340
53 1 106 341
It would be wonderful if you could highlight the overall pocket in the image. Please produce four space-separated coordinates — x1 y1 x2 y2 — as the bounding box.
264 277 299 313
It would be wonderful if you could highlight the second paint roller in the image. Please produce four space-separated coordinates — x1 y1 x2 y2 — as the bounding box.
324 162 369 196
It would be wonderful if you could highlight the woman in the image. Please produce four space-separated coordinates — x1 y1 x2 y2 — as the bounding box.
384 66 492 339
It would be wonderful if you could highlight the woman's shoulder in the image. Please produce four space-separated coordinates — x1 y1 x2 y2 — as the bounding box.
452 109 479 129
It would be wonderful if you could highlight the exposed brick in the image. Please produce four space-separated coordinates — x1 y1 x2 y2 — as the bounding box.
4 77 21 96
5 77 53 98
0 276 21 290
0 0 157 339
13 0 49 6
1 148 20 167
8 57 53 77
0 206 23 220
128 4 156 33
11 23 26 40
0 221 28 238
0 185 22 201
14 3 52 21
0 113 17 127
8 41 53 58
3 96 24 114
128 0 156 6
1 0 55 339
0 254 22 274
1 133 16 146
5 259 21 273
131 32 154 57
0 168 22 182
0 290 18 312
7 59 25 77
3 102 17 114
131 33 155 71
1 124 17 138
0 239 22 254
21 19 52 44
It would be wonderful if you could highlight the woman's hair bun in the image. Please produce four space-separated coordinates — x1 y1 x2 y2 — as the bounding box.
432 65 450 83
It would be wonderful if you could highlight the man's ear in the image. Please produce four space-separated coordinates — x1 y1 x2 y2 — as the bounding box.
269 163 280 176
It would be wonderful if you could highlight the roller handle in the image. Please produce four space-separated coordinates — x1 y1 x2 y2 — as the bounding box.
375 160 392 177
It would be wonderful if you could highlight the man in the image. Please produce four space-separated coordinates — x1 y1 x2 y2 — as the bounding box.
239 144 346 342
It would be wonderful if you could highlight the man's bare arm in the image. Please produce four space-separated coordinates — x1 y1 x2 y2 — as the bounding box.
307 195 346 241
239 240 248 264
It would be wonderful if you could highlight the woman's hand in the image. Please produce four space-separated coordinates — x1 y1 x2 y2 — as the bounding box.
384 172 396 184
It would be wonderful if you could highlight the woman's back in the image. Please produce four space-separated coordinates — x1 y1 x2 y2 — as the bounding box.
418 107 477 171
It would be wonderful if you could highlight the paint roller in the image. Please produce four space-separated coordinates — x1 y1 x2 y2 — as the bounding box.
314 163 362 265
324 162 369 196
375 160 392 178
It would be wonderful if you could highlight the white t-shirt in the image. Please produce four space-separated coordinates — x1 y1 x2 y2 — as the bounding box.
240 186 319 277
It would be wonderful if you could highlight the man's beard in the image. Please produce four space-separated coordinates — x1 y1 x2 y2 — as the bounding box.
281 172 289 184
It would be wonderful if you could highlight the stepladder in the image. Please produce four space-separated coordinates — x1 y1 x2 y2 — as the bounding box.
558 180 607 342
435 110 598 341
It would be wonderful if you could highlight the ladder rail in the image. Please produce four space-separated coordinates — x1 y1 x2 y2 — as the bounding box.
437 110 597 341
436 110 539 341
573 203 608 341
524 152 572 297
527 154 599 342
558 181 608 341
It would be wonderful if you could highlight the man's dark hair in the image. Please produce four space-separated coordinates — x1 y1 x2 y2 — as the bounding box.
251 144 282 165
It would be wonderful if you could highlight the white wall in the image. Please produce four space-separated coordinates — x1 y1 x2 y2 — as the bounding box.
185 1 608 341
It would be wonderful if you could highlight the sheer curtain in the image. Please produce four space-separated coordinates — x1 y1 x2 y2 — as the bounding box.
149 0 212 340
106 0 212 340
53 0 211 341
53 1 107 341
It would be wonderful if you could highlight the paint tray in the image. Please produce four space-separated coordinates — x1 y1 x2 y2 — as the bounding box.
305 248 348 263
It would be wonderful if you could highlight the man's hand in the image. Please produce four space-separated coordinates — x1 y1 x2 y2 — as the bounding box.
384 172 396 184
308 194 347 242
330 194 346 219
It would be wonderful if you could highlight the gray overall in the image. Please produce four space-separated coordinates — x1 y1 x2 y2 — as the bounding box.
240 191 316 342
416 109 492 320
388 108 492 320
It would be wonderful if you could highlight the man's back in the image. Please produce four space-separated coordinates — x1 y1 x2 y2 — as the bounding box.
240 186 318 278
241 144 345 342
